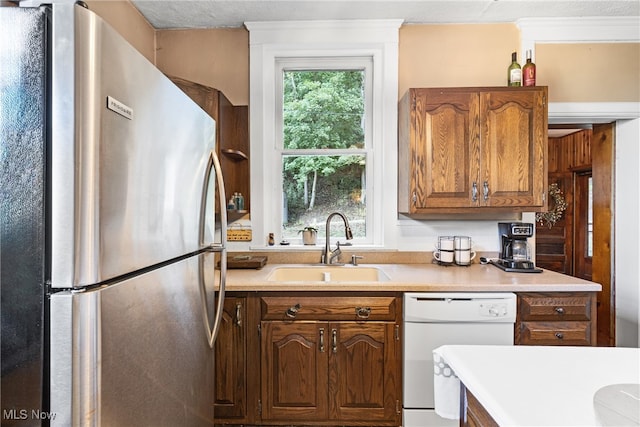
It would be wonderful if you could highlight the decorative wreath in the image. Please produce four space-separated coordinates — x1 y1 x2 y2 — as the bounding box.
536 183 567 229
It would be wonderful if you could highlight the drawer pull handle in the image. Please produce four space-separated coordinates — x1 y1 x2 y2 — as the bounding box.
555 307 565 315
332 329 338 353
286 304 301 318
319 328 325 352
355 306 371 319
555 332 564 339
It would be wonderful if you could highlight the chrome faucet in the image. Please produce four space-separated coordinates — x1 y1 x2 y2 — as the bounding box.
322 212 353 265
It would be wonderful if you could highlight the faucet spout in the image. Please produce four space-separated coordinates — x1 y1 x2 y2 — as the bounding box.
323 212 353 265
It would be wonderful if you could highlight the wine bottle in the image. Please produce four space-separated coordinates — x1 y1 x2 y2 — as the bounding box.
507 51 521 87
523 49 536 86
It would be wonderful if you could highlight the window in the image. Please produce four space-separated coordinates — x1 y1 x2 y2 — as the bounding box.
246 20 402 248
276 60 373 242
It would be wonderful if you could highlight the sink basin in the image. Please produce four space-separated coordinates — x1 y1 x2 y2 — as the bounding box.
267 266 389 282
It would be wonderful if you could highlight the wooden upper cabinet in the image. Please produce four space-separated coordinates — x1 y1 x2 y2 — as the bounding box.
399 87 548 214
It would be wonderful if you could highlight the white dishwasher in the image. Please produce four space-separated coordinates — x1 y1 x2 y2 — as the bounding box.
403 292 517 427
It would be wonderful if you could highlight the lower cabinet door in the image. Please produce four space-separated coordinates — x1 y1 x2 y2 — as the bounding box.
260 321 401 425
214 297 247 420
261 321 329 421
329 322 400 423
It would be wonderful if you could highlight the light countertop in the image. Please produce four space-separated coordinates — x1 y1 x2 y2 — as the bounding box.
434 345 640 426
225 263 601 292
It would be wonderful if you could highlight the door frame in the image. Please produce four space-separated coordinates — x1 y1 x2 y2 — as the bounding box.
549 103 639 347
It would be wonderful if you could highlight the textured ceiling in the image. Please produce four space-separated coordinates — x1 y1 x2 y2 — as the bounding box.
131 0 640 29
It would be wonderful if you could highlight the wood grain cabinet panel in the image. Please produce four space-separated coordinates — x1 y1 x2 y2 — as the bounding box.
261 321 329 421
399 87 548 213
259 293 402 426
213 296 247 420
515 292 597 346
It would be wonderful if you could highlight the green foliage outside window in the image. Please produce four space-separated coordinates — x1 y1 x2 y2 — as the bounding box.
281 70 367 239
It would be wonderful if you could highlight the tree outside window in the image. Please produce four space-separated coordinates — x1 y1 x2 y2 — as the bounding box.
281 69 368 241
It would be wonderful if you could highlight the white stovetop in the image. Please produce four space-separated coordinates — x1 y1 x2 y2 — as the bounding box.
435 345 640 426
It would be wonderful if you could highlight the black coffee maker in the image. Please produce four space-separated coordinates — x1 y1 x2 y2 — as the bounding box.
490 222 542 273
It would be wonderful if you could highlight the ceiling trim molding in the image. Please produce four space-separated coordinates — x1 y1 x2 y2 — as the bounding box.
245 19 403 45
517 16 640 61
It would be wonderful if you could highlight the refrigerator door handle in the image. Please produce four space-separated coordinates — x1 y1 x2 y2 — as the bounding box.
199 149 227 348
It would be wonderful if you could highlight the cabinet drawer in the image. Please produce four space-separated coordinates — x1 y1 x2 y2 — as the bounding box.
518 321 592 346
519 293 591 321
260 295 398 321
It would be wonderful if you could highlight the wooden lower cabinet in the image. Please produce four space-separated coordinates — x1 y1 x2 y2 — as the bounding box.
214 292 402 426
261 321 399 424
213 296 247 420
463 385 498 427
515 292 597 346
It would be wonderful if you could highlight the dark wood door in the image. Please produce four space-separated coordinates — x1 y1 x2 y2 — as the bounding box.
329 322 400 424
261 321 328 421
591 123 614 346
536 125 614 347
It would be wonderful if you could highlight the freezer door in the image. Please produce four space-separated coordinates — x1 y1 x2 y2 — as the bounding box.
50 252 219 426
0 6 48 420
50 4 218 288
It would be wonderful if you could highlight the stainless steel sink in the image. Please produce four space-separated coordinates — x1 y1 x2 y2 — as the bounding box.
267 266 389 282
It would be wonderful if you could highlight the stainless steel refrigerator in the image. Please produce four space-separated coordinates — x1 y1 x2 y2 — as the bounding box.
1 3 227 426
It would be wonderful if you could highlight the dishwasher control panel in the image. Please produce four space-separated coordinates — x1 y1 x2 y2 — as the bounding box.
479 302 510 318
403 292 517 323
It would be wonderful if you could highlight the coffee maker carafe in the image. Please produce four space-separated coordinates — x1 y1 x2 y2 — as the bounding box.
491 222 542 273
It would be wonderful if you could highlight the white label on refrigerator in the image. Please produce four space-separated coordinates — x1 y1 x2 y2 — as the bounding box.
106 96 133 120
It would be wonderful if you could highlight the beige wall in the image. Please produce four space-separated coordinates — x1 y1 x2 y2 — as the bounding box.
81 3 639 105
537 43 640 102
399 23 520 95
86 0 155 63
155 29 249 106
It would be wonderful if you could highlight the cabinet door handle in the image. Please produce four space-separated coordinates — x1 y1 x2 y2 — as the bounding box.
235 303 242 326
555 332 564 340
472 182 478 202
483 181 489 201
331 329 337 354
319 328 325 352
286 303 301 318
555 307 565 315
355 306 371 319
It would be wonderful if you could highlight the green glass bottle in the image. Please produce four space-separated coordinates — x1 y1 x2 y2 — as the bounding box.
508 51 521 87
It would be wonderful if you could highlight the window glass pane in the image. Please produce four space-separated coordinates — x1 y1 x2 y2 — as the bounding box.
283 70 365 150
281 68 367 243
281 155 366 240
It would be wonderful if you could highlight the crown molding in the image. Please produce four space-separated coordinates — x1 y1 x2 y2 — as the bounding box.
245 19 403 45
517 16 640 43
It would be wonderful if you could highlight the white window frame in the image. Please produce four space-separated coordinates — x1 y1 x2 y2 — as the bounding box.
246 19 402 248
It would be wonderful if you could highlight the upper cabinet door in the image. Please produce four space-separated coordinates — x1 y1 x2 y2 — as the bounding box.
412 88 480 210
399 86 548 214
479 87 548 208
